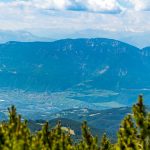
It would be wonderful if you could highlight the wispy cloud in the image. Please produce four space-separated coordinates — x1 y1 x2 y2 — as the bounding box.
4 0 150 13
0 0 122 14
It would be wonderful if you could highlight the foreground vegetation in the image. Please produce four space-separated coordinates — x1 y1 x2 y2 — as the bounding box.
0 95 150 149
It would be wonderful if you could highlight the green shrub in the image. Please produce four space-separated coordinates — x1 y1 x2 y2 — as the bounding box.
0 95 149 149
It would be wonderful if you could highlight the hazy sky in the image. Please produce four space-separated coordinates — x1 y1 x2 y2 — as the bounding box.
0 0 150 46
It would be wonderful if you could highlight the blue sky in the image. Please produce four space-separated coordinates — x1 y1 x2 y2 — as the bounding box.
0 0 150 47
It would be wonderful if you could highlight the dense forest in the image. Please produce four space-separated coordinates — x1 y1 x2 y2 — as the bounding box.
0 95 149 150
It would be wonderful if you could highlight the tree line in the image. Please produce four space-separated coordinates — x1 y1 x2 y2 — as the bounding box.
0 95 149 150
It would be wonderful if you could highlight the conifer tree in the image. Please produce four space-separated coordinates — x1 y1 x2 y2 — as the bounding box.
100 133 112 150
132 95 150 150
117 115 139 150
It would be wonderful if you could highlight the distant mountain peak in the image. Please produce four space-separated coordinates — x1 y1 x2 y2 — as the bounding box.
0 30 53 43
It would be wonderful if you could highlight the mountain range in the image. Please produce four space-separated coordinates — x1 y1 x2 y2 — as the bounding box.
0 30 52 43
0 38 150 140
0 38 149 91
0 38 150 118
1 29 150 48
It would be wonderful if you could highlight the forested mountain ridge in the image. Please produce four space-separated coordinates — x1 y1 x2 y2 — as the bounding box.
0 38 149 91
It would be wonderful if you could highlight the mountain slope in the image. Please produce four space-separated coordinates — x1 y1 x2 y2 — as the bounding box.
0 39 150 125
27 107 131 141
0 38 148 91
